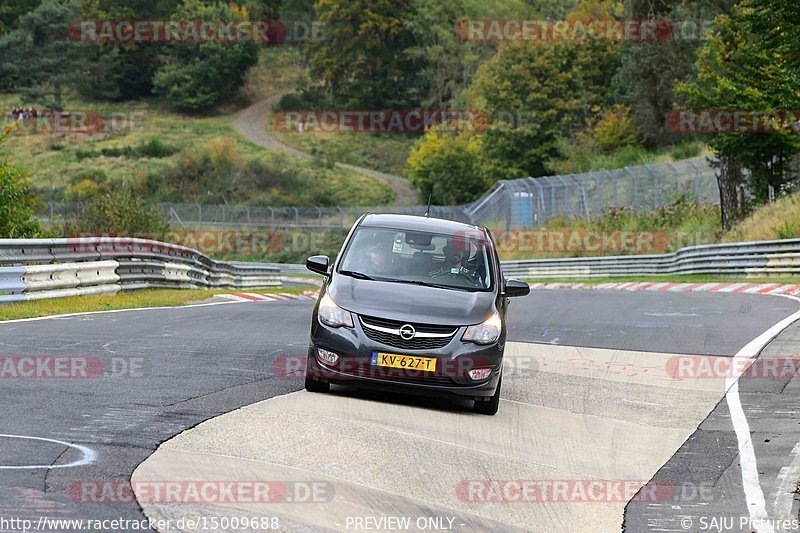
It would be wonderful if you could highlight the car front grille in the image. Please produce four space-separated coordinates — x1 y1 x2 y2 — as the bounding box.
359 315 458 350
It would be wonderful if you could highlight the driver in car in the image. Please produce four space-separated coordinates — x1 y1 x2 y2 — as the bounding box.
365 244 393 276
428 239 482 285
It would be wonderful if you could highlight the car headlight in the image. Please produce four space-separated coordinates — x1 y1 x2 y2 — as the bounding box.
462 312 502 345
318 293 354 328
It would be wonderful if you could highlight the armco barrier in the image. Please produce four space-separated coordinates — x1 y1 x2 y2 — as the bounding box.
500 238 800 278
0 237 281 303
266 238 800 280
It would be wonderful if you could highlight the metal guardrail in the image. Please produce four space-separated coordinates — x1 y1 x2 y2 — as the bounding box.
500 239 800 278
269 239 800 280
0 238 280 303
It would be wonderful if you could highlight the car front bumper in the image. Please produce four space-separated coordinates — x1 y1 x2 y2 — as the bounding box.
307 317 504 400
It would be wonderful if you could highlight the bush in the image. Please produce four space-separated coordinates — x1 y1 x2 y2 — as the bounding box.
153 1 259 110
524 198 720 258
65 189 169 235
668 141 703 160
406 128 495 205
0 157 42 237
593 106 640 153
0 124 42 237
75 138 177 161
137 137 175 158
65 168 109 201
152 137 393 206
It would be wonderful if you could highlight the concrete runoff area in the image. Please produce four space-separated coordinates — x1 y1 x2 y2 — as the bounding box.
1 287 798 531
133 341 737 532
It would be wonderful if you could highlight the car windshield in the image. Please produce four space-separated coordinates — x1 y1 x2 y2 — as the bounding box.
338 227 493 291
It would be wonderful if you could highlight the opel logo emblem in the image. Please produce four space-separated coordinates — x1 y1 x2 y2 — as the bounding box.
399 324 416 340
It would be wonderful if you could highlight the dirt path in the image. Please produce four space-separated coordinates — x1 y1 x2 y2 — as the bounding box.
233 94 418 206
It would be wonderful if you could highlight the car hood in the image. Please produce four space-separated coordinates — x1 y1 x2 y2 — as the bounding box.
328 275 496 326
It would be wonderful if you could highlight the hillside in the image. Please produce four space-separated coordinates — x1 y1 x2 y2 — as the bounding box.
1 47 395 207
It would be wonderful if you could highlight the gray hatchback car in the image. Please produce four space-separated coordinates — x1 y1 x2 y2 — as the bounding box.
304 214 529 415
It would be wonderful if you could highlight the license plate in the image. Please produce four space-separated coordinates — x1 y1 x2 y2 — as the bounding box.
371 352 437 372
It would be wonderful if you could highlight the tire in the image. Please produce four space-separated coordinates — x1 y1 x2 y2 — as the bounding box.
304 352 330 393
473 376 501 415
304 374 330 393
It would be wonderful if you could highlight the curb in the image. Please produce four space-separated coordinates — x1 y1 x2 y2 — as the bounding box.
528 281 800 297
219 290 317 302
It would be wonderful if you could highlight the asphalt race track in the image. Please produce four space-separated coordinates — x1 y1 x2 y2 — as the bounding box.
2 289 800 532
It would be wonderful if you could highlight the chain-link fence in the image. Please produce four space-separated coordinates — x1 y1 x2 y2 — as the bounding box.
465 158 718 229
42 157 719 230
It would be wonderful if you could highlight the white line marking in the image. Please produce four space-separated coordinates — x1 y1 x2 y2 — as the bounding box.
0 434 96 470
773 442 800 520
725 292 800 533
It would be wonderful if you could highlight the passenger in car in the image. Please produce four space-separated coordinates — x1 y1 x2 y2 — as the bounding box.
364 244 394 276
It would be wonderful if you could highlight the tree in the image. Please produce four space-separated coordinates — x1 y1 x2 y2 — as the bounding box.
0 0 104 109
403 0 489 109
617 0 736 146
307 0 424 108
406 128 494 205
469 37 620 177
0 0 41 35
153 0 259 110
76 0 183 101
0 125 42 238
678 0 800 230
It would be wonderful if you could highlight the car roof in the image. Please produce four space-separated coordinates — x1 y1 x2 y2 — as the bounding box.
359 213 489 239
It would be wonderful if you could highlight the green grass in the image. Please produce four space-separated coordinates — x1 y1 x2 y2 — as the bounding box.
0 47 393 207
553 140 711 175
723 191 800 243
493 200 721 261
0 286 311 321
272 126 418 176
524 275 800 285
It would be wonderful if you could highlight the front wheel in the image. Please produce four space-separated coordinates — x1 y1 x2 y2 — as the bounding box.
473 376 501 415
305 374 330 393
305 353 330 393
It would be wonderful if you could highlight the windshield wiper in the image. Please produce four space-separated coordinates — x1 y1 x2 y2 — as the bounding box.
391 279 481 292
339 270 375 280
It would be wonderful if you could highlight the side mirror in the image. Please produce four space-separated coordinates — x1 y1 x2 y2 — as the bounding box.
504 278 530 297
306 255 330 276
